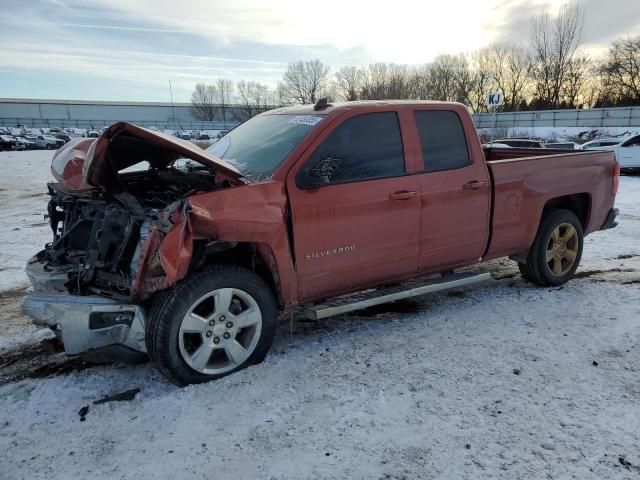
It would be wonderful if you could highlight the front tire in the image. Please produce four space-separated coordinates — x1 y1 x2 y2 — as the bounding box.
146 265 277 386
518 209 584 287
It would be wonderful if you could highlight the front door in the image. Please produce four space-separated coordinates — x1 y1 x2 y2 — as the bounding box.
287 110 421 302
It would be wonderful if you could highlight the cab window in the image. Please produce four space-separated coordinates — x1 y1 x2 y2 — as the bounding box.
299 112 405 186
414 110 471 172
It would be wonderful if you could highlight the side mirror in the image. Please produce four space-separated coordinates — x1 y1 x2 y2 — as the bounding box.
304 173 331 188
298 156 341 189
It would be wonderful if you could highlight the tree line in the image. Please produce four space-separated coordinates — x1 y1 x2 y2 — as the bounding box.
191 2 640 121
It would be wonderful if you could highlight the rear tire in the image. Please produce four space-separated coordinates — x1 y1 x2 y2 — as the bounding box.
518 209 583 287
145 265 277 386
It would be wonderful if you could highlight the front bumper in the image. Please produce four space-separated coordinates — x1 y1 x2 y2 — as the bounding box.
23 254 147 356
22 293 147 355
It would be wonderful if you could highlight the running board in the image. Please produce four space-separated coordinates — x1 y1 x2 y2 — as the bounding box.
302 271 491 320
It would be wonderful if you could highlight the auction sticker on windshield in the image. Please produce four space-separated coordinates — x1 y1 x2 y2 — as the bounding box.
288 115 323 126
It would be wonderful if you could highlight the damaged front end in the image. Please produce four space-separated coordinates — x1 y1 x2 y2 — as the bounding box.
23 122 242 357
30 178 193 301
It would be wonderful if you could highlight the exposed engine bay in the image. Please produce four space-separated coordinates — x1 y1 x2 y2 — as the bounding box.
39 164 225 300
26 122 245 302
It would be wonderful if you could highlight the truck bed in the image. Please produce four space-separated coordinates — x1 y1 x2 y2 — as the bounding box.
483 146 578 162
482 147 617 261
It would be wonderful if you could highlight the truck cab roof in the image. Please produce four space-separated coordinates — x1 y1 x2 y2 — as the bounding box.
265 100 464 117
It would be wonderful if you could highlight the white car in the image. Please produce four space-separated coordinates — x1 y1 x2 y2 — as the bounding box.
577 136 640 172
482 142 512 149
576 139 620 151
614 135 640 172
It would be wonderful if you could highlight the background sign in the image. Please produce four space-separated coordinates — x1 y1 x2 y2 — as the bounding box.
486 91 504 108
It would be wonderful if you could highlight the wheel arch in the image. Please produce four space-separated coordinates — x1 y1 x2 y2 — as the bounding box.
541 193 591 231
509 193 590 264
189 241 285 309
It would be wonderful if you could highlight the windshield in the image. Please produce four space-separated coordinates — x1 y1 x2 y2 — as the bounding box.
206 114 323 181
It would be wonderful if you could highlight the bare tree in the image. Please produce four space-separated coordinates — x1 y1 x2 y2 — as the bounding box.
481 43 532 111
214 79 234 123
190 82 217 121
468 50 494 113
600 36 640 104
561 54 593 107
281 60 331 104
428 54 474 104
335 66 363 101
360 63 390 99
359 63 414 100
408 64 432 100
276 82 295 106
237 81 270 121
530 1 585 108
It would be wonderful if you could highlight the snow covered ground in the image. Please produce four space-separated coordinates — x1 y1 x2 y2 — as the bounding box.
0 151 639 479
476 126 640 143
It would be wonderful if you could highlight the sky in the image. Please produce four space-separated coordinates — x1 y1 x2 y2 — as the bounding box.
0 0 639 102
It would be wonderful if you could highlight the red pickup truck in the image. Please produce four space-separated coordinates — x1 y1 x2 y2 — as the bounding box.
23 101 619 385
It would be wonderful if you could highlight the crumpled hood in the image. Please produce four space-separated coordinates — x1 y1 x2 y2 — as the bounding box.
51 122 242 190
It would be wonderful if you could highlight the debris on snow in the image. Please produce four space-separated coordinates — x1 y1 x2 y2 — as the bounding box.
93 388 141 405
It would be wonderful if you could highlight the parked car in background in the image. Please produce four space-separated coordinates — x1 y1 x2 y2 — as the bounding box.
55 133 72 143
19 136 38 150
491 138 546 148
543 142 578 150
177 130 192 140
87 130 101 138
577 139 620 150
613 134 640 173
0 135 12 150
0 135 26 150
482 142 512 148
35 135 65 149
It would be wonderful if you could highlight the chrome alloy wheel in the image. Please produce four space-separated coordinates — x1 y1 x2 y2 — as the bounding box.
178 288 262 375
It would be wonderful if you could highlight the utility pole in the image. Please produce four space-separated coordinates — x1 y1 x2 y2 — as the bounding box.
169 80 176 132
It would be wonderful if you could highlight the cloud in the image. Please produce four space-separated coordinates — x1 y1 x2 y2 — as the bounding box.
484 0 640 51
1 0 639 101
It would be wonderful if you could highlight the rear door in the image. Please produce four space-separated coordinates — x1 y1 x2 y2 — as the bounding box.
286 110 422 302
410 108 492 271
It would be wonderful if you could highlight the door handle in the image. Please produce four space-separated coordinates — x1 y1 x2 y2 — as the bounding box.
462 181 487 190
389 190 418 201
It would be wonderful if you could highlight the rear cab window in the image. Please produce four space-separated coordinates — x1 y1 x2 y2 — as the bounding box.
413 110 471 172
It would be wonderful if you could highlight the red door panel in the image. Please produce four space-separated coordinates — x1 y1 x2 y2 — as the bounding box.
417 168 491 271
289 176 421 301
